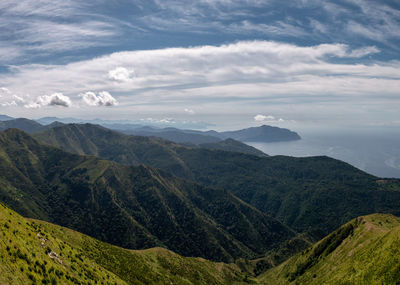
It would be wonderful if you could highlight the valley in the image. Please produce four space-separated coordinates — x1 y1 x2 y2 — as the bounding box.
1 120 400 284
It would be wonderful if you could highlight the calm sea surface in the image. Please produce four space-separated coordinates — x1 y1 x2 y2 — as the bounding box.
247 129 400 178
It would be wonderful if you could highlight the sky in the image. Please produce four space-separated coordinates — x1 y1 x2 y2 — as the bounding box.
0 0 399 130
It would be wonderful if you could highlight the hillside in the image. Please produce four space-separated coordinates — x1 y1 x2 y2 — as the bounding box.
123 126 222 144
34 123 400 240
219 125 301 142
260 213 400 284
199 138 266 156
0 203 249 284
0 128 295 262
0 118 64 134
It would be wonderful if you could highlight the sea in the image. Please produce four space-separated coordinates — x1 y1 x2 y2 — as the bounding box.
247 128 400 179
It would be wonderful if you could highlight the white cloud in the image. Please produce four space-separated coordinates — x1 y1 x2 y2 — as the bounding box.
108 67 135 82
1 101 18 107
0 87 27 107
81 91 118 106
140 117 176 124
228 20 307 37
184 108 195 114
254 114 275 121
25 93 72 108
254 114 286 122
0 1 119 63
348 46 380 58
1 40 399 126
0 87 11 95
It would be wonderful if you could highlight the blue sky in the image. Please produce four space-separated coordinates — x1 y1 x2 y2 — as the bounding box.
0 0 399 130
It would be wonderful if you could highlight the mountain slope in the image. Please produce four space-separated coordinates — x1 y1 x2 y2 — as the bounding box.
0 128 295 262
0 118 64 134
123 126 223 144
199 138 266 156
219 125 301 142
0 203 249 284
34 123 400 240
260 213 400 284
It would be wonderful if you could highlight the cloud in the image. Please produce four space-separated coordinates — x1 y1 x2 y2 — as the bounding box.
228 20 307 37
81 91 118 106
140 117 176 124
1 40 399 126
184 108 195 114
254 114 285 123
0 87 11 95
348 46 380 58
1 101 18 107
25 93 72 108
0 1 120 63
0 87 27 107
254 114 275 121
108 67 135 82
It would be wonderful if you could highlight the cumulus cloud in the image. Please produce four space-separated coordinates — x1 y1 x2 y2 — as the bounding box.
81 91 118 106
254 114 275 121
0 87 27 107
108 67 135 82
254 114 285 122
25 92 71 108
184 108 195 114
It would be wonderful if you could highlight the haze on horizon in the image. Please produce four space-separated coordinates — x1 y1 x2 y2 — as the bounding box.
0 0 399 131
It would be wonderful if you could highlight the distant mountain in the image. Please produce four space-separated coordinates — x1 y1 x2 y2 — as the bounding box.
122 125 301 144
0 203 247 284
261 213 400 284
34 123 400 241
0 118 44 133
34 115 301 144
0 118 64 134
0 117 264 156
0 128 295 262
0 114 14 121
124 126 222 144
219 125 301 142
36 116 211 129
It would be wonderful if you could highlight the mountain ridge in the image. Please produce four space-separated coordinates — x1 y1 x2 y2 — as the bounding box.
33 123 400 241
0 128 295 263
261 213 400 284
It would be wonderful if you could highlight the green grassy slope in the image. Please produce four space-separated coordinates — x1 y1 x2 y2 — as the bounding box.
0 203 250 284
34 124 400 240
260 213 400 284
0 128 295 263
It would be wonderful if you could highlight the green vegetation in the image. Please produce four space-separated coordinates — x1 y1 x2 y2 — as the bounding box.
260 214 400 284
0 128 295 262
198 138 266 156
0 118 50 133
218 125 301 142
35 123 400 240
4 200 400 284
3 123 400 283
0 203 250 284
0 203 125 284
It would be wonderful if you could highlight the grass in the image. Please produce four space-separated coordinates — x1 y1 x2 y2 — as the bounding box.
259 213 400 284
0 203 253 284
